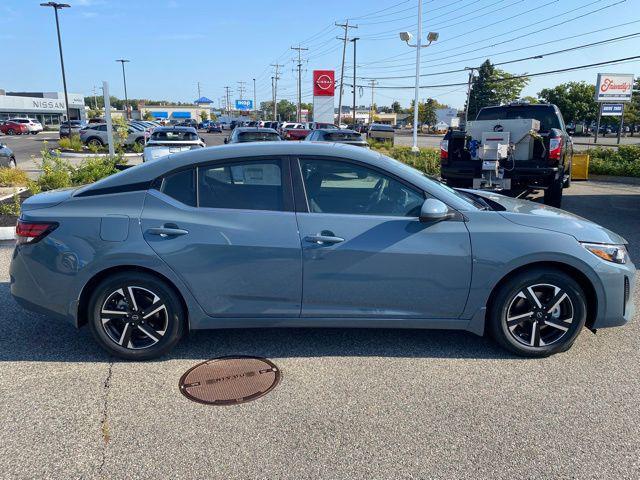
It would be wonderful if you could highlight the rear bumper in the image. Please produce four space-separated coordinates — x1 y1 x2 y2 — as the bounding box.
441 162 559 188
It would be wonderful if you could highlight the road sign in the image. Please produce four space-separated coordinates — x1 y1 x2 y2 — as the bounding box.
235 99 253 111
601 104 624 116
594 73 634 102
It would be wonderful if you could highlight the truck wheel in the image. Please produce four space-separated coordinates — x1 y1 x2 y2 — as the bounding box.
544 177 563 208
563 165 572 188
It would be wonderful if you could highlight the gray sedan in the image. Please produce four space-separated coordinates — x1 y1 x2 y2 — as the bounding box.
10 142 635 360
79 123 146 148
0 142 17 168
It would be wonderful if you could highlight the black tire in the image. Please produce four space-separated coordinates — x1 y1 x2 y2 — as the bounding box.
87 137 103 147
7 129 15 135
488 268 587 357
544 177 563 207
135 137 145 146
563 163 572 188
31 132 38 135
87 272 185 360
8 157 16 169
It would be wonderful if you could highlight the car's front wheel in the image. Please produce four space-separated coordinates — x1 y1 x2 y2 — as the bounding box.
488 268 587 357
87 272 185 360
87 137 103 148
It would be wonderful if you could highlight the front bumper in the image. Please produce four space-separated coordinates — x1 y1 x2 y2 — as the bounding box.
591 256 636 329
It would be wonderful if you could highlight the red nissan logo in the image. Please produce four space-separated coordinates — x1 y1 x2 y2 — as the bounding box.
316 74 333 90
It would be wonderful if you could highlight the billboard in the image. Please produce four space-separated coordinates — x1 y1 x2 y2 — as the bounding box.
313 70 335 97
601 104 624 116
235 99 254 111
594 73 634 102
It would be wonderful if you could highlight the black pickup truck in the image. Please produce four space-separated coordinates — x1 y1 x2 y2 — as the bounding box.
440 103 572 207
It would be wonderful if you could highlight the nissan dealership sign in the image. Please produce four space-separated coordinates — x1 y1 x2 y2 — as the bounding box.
312 70 335 124
0 92 85 113
594 73 634 102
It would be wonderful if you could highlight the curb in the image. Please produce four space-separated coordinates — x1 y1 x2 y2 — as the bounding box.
0 226 15 241
589 175 640 186
53 149 142 159
0 187 28 202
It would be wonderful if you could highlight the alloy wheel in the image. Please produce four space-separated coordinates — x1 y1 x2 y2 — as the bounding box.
100 286 168 350
505 283 574 348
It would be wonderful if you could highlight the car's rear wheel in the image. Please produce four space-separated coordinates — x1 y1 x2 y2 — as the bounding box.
87 137 103 147
87 272 185 360
488 268 586 357
136 137 145 146
7 157 16 169
7 129 15 135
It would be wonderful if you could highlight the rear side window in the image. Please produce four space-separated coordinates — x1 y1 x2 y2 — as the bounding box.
198 160 283 211
160 169 196 206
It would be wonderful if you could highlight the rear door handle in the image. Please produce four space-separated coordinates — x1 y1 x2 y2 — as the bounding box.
304 234 344 245
146 226 189 237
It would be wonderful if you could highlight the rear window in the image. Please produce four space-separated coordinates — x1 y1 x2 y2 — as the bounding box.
476 105 561 131
150 130 199 141
369 124 393 132
237 131 280 142
324 132 363 141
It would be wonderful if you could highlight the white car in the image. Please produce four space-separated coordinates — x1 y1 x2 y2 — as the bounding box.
9 118 43 135
142 126 205 162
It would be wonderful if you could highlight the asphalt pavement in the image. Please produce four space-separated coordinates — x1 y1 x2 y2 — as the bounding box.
0 180 638 479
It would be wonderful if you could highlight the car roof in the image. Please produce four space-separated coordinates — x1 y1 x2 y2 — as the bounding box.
235 127 278 133
152 126 197 132
316 128 359 134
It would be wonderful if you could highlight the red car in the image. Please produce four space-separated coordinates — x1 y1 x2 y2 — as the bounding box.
0 121 29 135
283 126 311 140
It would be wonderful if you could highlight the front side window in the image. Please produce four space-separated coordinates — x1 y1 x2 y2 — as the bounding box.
199 159 283 211
299 158 424 217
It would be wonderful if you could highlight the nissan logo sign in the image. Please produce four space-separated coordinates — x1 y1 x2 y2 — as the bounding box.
315 74 333 90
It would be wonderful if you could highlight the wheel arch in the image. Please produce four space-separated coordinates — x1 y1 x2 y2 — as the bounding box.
485 260 598 332
77 265 189 329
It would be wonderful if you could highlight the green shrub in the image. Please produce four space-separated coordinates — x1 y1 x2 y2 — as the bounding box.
0 193 21 217
131 140 144 154
70 156 120 185
0 168 30 187
37 149 73 191
368 140 440 176
587 145 640 177
58 134 84 152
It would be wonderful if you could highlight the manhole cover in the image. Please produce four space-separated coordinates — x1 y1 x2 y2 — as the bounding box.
179 356 280 406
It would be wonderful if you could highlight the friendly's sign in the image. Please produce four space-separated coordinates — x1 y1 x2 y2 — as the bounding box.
594 73 634 102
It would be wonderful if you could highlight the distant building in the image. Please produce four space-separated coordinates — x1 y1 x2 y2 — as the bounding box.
0 90 86 125
436 108 459 126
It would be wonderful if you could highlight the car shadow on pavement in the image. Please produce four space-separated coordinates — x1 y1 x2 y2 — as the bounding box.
0 281 517 363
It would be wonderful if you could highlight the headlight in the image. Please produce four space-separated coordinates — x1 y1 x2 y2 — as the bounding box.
581 242 627 264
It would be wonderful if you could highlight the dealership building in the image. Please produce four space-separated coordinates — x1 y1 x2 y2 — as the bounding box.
0 90 86 125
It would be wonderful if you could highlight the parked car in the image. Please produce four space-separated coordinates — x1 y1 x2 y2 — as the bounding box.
367 123 394 144
176 119 198 128
281 124 310 140
305 122 338 130
224 127 281 144
0 142 17 168
198 120 211 130
143 126 205 162
79 123 146 148
305 128 368 147
59 120 86 139
0 120 29 136
10 142 635 360
206 123 222 133
88 118 105 124
8 118 43 135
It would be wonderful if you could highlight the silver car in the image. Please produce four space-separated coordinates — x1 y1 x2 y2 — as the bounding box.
0 142 17 168
10 142 635 360
79 123 146 148
143 126 205 162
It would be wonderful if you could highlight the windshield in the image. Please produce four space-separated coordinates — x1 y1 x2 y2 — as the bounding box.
150 131 199 141
476 105 561 131
237 132 281 142
325 132 363 141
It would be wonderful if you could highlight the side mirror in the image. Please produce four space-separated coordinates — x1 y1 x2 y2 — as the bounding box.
223 137 229 144
419 198 451 222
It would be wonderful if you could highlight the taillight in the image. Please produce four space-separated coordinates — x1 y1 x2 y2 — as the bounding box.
440 139 449 161
16 220 58 245
549 137 563 161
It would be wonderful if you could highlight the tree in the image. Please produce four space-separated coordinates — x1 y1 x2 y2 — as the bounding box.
409 98 438 126
199 110 209 122
538 81 598 124
277 100 297 121
623 77 640 136
467 59 529 119
142 111 154 121
87 109 101 119
391 101 402 114
521 96 539 104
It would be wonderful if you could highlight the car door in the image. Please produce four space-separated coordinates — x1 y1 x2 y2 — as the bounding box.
293 156 472 319
140 156 302 317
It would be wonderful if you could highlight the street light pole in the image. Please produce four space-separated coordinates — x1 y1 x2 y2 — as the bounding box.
350 37 359 127
116 59 131 120
253 78 257 119
399 0 438 153
40 2 71 123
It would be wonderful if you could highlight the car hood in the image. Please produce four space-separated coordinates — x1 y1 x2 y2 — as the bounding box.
466 190 627 245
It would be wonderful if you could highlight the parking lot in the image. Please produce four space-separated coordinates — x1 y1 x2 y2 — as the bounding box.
0 179 638 480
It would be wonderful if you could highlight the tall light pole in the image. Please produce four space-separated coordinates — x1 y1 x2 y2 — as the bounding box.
253 78 257 119
350 37 359 127
400 0 438 152
40 2 71 123
116 59 131 119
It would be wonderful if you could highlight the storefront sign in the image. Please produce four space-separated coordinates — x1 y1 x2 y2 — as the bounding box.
594 74 634 102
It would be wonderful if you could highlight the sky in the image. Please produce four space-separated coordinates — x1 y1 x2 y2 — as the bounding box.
1 0 639 110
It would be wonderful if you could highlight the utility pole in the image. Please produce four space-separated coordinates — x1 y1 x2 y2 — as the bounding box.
237 81 246 100
271 76 276 120
197 81 201 100
350 37 359 127
116 59 131 119
270 63 283 121
92 85 98 109
253 77 257 119
40 2 71 123
224 86 231 119
463 67 475 126
368 79 377 124
291 45 308 123
336 20 358 126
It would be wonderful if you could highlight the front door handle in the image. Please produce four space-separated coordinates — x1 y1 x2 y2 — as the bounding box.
304 234 344 245
146 226 189 237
